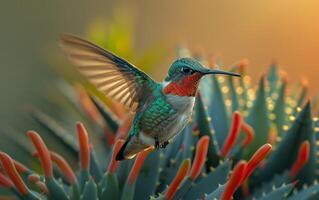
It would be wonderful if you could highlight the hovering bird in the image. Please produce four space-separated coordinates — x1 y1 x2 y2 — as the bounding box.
60 34 240 160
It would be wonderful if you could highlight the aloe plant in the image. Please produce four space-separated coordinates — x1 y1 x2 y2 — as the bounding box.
0 43 319 200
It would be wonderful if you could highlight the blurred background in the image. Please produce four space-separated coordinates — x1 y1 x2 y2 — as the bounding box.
1 0 319 125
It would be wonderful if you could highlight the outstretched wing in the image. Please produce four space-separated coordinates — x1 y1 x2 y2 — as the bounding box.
60 34 158 112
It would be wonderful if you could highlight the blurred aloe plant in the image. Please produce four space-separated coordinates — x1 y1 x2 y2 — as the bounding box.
1 12 319 200
0 45 319 199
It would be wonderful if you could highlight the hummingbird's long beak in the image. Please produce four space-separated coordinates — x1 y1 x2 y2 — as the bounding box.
202 69 240 77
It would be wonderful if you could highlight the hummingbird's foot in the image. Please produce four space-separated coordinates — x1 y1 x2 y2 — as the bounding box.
160 141 169 149
154 136 160 150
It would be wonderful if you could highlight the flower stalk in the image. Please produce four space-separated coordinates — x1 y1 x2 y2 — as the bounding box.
0 152 30 196
76 122 90 171
221 160 247 200
289 141 310 178
27 131 53 178
220 111 242 158
165 159 191 200
189 136 210 181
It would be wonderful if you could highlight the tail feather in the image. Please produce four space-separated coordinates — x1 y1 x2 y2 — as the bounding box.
115 135 150 160
116 138 130 161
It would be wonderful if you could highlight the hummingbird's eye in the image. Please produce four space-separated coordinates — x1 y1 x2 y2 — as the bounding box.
181 67 194 75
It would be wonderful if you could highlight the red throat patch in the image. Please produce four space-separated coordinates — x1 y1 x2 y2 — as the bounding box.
163 72 203 96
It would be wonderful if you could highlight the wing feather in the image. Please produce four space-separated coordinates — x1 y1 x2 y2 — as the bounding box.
60 34 158 112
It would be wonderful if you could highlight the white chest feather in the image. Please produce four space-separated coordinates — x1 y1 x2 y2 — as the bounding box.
163 94 195 140
166 95 195 114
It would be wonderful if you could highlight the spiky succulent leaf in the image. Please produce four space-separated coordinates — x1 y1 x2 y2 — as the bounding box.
184 160 231 200
194 94 220 167
89 95 120 133
248 171 290 199
98 173 119 200
256 102 315 185
134 151 161 200
207 77 230 146
81 178 98 200
245 77 271 157
288 183 319 200
46 178 69 200
205 184 225 199
228 76 240 112
273 80 288 136
256 183 293 200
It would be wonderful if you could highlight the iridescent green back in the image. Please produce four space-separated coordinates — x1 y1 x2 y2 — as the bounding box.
138 96 177 134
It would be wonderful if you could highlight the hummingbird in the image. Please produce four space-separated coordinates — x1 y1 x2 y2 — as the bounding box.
60 34 240 160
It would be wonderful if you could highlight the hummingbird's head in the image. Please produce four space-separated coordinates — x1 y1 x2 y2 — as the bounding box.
163 58 240 96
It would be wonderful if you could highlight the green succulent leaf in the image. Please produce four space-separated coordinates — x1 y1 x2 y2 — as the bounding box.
273 79 288 136
194 93 220 168
99 173 119 200
256 183 293 200
267 63 280 95
89 95 120 133
205 184 225 200
134 151 161 200
256 102 316 185
208 77 230 146
29 107 78 157
227 76 240 112
158 145 185 192
288 183 319 200
245 77 271 157
89 150 103 182
46 178 69 200
184 160 231 200
81 178 98 200
248 171 290 199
